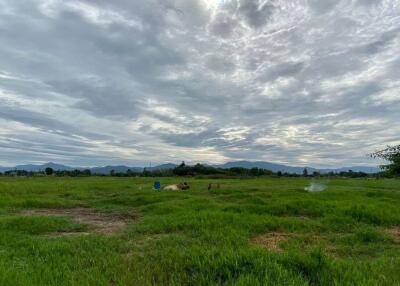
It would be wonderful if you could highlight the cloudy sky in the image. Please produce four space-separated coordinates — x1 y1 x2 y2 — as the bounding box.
0 0 399 167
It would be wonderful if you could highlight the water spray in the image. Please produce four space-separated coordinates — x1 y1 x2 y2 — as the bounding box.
304 179 327 192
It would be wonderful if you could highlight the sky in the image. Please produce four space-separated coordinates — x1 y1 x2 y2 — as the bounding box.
0 0 399 168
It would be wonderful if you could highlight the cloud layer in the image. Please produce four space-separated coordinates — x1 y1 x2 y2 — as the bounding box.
0 0 399 167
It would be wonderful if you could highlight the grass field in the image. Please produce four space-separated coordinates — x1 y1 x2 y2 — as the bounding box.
0 177 399 285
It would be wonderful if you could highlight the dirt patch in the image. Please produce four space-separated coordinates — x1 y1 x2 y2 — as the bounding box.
251 232 291 252
251 232 337 256
23 208 139 236
386 227 400 241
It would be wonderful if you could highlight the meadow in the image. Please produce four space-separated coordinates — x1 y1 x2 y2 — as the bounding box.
0 177 399 285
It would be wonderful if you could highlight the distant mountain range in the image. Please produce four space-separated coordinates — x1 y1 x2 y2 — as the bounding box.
0 162 178 174
213 161 380 174
0 162 75 173
0 161 380 174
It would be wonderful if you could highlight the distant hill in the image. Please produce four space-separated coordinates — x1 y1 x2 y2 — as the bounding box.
0 161 379 174
0 162 177 174
89 166 143 174
148 163 178 171
214 161 379 174
214 161 314 174
318 166 380 174
0 166 10 173
4 162 75 172
90 163 178 174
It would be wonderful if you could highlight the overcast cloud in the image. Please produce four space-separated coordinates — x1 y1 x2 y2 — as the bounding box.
0 0 399 167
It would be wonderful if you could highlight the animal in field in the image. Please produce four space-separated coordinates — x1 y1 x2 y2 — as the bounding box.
163 182 190 191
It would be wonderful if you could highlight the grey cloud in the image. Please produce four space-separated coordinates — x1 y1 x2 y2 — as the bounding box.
258 61 304 82
205 55 236 73
0 104 109 140
238 0 275 28
0 0 399 167
0 105 72 132
210 15 236 38
46 78 142 118
304 53 362 78
307 0 340 13
355 28 400 55
157 130 218 148
356 0 382 6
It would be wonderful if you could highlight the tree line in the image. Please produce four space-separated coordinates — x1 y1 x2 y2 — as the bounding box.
0 163 376 178
1 144 399 178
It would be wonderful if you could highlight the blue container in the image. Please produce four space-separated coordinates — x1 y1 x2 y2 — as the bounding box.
153 181 161 190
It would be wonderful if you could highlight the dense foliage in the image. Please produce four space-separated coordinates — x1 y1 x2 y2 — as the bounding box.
371 145 400 176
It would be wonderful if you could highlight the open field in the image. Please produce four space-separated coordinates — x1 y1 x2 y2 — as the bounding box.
0 177 399 285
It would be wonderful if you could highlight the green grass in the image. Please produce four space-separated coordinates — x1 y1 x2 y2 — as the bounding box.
0 177 399 285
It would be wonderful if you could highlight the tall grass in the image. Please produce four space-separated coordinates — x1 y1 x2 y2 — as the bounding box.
0 177 399 285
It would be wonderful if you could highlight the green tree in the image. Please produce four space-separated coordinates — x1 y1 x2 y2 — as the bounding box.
371 145 400 176
45 167 54 176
